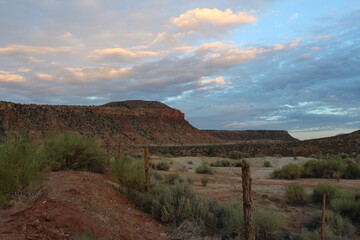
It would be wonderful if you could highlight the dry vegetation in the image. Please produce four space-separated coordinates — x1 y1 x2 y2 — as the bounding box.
1 131 360 239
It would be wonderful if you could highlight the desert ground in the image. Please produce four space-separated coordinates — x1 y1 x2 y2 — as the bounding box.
151 156 360 232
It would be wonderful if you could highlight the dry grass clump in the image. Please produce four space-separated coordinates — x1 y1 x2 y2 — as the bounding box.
0 131 46 208
271 163 302 179
285 183 306 205
43 131 106 173
195 162 214 174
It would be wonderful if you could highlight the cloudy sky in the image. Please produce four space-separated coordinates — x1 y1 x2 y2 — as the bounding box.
1 0 359 140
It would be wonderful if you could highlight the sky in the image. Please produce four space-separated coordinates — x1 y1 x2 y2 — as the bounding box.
0 0 359 140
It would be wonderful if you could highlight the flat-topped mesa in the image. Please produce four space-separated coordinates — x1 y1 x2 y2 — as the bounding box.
0 100 221 144
98 100 185 119
204 129 299 143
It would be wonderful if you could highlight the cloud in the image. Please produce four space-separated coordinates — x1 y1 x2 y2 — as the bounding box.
273 44 286 50
171 8 257 35
312 35 332 40
0 73 25 83
63 66 131 82
36 73 53 81
197 76 231 86
87 47 161 62
0 45 72 56
290 38 303 47
289 13 301 21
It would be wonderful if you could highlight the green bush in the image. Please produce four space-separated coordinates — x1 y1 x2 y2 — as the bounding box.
330 188 360 224
0 131 46 208
263 160 272 167
231 160 246 167
200 175 209 186
312 182 337 203
220 202 244 235
299 226 341 240
164 173 182 185
302 210 355 239
271 164 302 179
151 182 220 226
229 151 250 160
254 208 285 240
301 157 360 179
285 183 306 205
195 162 214 174
111 155 146 191
154 161 170 171
43 131 106 173
210 160 230 167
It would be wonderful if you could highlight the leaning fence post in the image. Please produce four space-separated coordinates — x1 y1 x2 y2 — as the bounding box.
321 194 326 240
242 164 255 240
144 146 151 191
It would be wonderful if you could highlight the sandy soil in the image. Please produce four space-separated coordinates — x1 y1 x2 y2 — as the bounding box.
0 171 168 240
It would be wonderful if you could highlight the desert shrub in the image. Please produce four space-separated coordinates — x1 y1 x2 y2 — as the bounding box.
285 183 306 205
330 188 360 224
150 172 164 185
299 226 341 240
186 175 195 184
302 160 324 178
229 151 250 160
312 182 337 203
231 160 246 167
195 162 214 174
151 182 221 226
111 155 146 191
43 131 106 173
343 162 360 179
170 220 202 240
200 175 209 186
210 160 230 167
263 160 272 167
254 208 285 240
302 157 360 179
0 131 46 208
164 173 182 184
81 231 98 240
271 164 302 179
302 210 355 238
220 202 244 238
126 189 154 213
154 161 170 171
207 147 215 157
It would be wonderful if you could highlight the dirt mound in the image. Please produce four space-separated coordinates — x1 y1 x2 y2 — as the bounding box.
0 171 167 240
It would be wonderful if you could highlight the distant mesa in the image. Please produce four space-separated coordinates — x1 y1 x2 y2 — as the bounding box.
204 129 299 143
335 133 346 137
102 100 171 109
0 100 220 144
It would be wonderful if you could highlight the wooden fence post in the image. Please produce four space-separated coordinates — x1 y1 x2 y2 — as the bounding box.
321 194 326 240
242 164 255 240
144 146 151 191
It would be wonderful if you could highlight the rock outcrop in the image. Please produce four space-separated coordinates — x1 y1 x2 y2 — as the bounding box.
0 100 222 144
204 130 299 143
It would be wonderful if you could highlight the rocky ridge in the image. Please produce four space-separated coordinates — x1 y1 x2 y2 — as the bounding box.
204 130 299 143
0 100 221 144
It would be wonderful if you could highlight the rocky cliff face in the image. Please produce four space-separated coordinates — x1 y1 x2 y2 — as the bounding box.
0 100 222 144
204 130 299 142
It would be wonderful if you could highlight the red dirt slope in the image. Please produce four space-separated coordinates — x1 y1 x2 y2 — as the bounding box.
0 171 168 240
